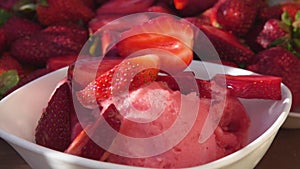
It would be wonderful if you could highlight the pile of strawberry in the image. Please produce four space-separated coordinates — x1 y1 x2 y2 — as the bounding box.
26 0 288 166
0 0 299 111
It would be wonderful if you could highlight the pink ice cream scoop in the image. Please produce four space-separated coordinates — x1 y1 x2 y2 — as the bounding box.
106 82 250 168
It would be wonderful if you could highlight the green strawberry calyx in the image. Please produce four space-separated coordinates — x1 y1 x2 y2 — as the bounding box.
0 70 19 99
270 11 300 58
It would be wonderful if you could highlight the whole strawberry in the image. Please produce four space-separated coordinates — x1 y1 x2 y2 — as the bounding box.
0 52 23 75
0 52 23 98
214 0 260 37
36 0 95 25
256 19 288 49
35 80 75 152
196 24 254 65
258 1 300 22
10 24 88 67
247 46 300 110
2 16 42 45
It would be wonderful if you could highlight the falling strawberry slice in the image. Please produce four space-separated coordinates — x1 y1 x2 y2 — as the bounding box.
213 74 282 100
77 54 160 108
116 15 194 74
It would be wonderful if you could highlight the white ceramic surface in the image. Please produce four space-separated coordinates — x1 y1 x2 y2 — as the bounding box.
0 61 292 169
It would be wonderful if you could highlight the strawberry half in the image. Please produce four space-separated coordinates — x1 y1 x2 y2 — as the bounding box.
116 15 194 74
35 80 75 152
213 74 282 100
76 54 160 108
68 56 123 89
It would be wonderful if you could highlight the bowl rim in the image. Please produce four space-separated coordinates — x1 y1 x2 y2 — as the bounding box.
0 61 293 169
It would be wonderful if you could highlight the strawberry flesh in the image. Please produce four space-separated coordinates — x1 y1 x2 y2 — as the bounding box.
213 74 282 100
117 15 194 74
76 55 160 108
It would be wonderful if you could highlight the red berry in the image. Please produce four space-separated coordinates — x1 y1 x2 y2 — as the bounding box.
215 0 260 36
36 0 95 25
117 15 194 74
247 46 300 110
35 81 75 152
76 55 160 108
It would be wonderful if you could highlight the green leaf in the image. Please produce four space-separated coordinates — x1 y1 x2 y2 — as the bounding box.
282 11 292 26
293 38 300 47
269 37 287 48
37 0 48 6
0 9 11 26
0 70 19 98
295 11 300 21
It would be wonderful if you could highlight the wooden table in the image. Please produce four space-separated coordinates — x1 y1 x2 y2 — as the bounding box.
1 128 299 169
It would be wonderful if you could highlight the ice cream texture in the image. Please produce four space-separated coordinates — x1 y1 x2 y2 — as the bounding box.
106 81 250 168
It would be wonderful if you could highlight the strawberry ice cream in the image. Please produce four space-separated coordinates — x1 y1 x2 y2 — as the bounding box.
105 81 250 168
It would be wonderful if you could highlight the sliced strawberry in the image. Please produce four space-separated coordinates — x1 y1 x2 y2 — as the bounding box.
76 54 160 108
46 55 78 71
213 74 282 100
68 56 123 89
35 80 75 152
117 15 194 74
196 24 254 65
65 104 123 160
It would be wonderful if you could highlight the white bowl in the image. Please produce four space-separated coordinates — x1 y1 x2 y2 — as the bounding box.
0 61 292 169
